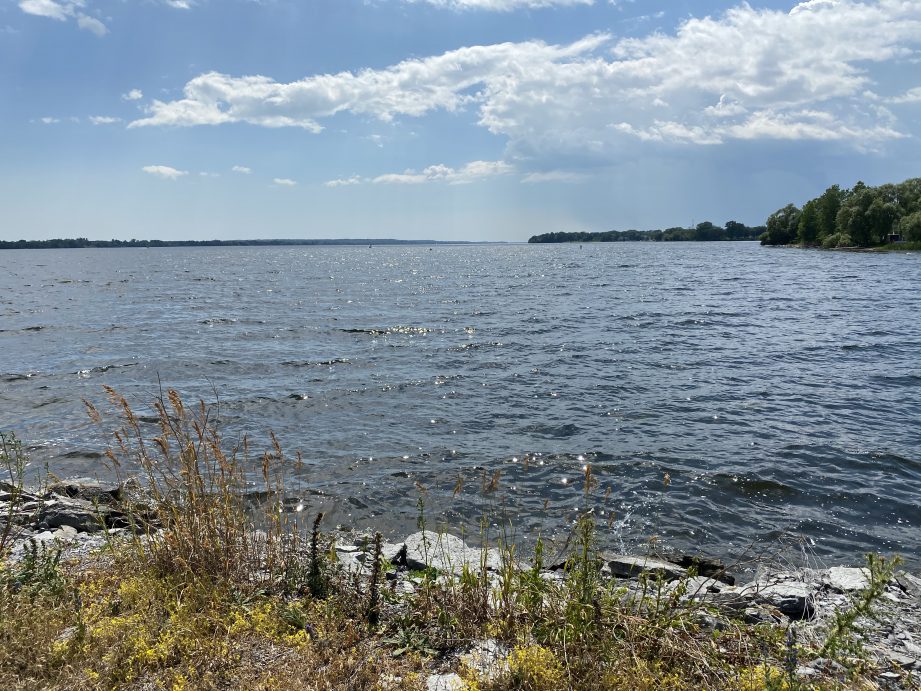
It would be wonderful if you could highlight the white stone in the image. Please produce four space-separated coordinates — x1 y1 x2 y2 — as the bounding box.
403 531 501 576
426 673 465 691
822 566 870 593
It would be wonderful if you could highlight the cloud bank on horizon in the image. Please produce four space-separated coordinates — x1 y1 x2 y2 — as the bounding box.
4 0 921 241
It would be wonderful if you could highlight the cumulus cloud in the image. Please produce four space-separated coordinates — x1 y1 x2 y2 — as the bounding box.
129 1 921 168
231 165 252 174
122 89 144 102
89 115 120 125
142 165 188 180
888 87 921 104
273 177 297 186
18 0 77 21
19 0 111 36
39 116 60 124
324 175 363 188
76 12 106 35
403 0 593 10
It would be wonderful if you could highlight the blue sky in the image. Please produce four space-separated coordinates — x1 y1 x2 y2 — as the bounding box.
2 0 920 242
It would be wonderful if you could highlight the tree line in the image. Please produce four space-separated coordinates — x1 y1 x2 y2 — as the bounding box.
761 177 921 248
528 221 765 244
0 238 452 250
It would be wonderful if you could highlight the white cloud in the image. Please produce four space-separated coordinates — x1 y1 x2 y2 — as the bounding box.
888 87 921 104
199 171 220 177
162 0 193 8
231 165 252 174
142 165 188 180
129 1 921 168
273 177 297 186
324 175 363 188
325 160 511 187
521 170 587 183
76 12 107 36
40 116 60 124
403 0 593 10
122 89 144 102
89 115 120 125
19 1 110 36
18 0 79 21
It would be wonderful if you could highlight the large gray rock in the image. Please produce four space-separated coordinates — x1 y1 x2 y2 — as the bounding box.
403 531 501 575
47 478 128 505
38 497 108 533
670 553 735 585
602 554 687 582
748 580 817 620
822 566 870 593
896 571 921 601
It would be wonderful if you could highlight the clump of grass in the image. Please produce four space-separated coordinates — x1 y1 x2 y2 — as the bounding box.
1 433 36 559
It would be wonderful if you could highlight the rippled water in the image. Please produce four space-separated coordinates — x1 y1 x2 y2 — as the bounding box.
2 243 920 566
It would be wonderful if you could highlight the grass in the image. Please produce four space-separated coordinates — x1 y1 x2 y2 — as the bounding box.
0 390 905 690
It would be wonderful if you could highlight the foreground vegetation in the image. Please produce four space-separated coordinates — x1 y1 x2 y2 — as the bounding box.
0 392 907 690
761 177 921 248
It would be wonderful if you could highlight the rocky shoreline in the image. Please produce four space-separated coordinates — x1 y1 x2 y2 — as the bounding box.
4 479 921 689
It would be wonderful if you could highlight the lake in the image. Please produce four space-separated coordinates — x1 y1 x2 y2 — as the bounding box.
2 243 919 567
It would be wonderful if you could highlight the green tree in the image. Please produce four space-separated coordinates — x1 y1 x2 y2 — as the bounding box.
798 199 820 245
900 211 921 242
762 204 801 245
816 184 844 240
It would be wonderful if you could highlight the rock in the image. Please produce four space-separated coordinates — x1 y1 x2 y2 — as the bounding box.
47 478 125 505
749 580 817 620
675 576 725 597
38 497 107 533
460 639 509 681
822 566 870 593
602 554 686 582
427 673 465 691
889 653 918 669
693 611 729 631
670 553 735 585
403 531 500 575
896 571 921 600
744 606 784 625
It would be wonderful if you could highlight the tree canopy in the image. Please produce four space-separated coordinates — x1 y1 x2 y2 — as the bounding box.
528 221 764 244
761 177 921 248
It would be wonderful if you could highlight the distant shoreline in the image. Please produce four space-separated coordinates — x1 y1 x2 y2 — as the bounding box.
0 238 504 250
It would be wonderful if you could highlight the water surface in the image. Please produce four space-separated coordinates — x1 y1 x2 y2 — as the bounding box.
2 243 919 566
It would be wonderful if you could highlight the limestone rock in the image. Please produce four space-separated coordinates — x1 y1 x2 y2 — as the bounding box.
670 553 735 585
38 497 107 533
602 554 686 582
460 639 509 681
47 478 126 505
403 531 500 575
896 571 921 601
748 580 817 620
426 673 465 691
822 566 870 593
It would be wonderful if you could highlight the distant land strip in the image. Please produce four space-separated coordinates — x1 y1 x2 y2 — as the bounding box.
0 238 482 250
529 221 764 244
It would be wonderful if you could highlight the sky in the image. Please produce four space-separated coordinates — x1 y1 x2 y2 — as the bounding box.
1 0 920 242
